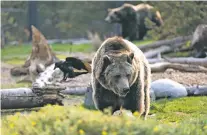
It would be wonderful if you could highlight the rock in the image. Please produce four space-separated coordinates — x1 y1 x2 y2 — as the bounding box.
84 86 95 108
151 79 188 99
113 109 135 119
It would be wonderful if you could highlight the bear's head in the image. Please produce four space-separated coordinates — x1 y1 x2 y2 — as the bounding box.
151 11 163 26
105 3 136 23
101 52 135 97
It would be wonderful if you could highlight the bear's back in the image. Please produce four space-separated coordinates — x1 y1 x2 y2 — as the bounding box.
99 37 131 55
135 3 153 11
96 37 147 62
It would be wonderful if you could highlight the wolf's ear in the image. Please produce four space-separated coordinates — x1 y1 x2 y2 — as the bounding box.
127 53 134 64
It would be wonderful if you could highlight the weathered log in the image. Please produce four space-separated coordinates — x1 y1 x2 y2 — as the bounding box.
1 87 64 109
164 57 207 67
148 57 207 67
60 87 89 95
1 88 42 109
144 42 185 58
161 46 193 55
1 83 207 109
138 35 192 50
150 62 207 73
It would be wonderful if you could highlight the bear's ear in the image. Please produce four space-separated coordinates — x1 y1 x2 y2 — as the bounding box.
127 53 134 64
103 55 112 65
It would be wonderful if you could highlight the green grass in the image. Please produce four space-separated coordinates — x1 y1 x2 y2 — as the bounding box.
2 97 207 135
150 97 207 123
1 82 32 89
1 40 154 62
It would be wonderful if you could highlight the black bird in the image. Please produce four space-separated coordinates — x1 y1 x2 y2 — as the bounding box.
65 57 91 73
54 58 91 81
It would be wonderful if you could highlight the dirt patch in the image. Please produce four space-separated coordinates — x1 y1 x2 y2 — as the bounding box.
152 69 207 86
1 63 16 86
1 62 207 89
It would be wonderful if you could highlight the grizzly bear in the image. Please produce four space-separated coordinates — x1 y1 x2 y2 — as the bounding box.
191 24 207 58
91 36 151 119
105 3 163 41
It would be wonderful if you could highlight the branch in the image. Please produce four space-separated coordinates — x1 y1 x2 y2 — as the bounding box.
148 57 207 67
144 42 185 58
139 35 192 50
150 62 207 73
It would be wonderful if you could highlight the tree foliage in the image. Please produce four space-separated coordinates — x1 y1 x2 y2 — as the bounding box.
146 1 207 40
1 1 207 43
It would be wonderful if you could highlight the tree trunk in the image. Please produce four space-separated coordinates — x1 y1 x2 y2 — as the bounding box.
10 25 59 82
28 1 38 41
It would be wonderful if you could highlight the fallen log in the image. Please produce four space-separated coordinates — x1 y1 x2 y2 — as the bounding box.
139 35 192 51
1 87 64 109
161 46 193 55
148 57 207 67
144 42 186 58
60 87 89 95
150 62 207 73
163 57 207 67
1 88 43 109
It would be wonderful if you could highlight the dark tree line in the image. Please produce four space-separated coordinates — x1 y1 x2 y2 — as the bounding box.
1 1 207 44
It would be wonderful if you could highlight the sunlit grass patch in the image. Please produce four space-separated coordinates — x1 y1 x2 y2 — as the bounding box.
150 97 207 122
3 57 26 66
1 82 32 89
2 105 207 135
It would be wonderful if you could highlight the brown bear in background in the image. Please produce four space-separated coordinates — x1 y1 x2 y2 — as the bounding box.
91 36 151 119
105 3 163 41
191 24 207 58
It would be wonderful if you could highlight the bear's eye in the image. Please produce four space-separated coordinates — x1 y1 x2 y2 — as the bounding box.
127 74 130 78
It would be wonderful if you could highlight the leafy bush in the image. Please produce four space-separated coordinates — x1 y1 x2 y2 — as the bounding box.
2 103 207 135
147 1 207 40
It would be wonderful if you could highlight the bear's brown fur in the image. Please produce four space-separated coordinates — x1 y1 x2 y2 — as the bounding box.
105 3 163 41
91 36 151 119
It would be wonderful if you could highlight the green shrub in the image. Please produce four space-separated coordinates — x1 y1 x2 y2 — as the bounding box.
2 104 207 135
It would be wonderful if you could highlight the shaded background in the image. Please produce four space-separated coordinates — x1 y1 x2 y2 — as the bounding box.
1 1 207 45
